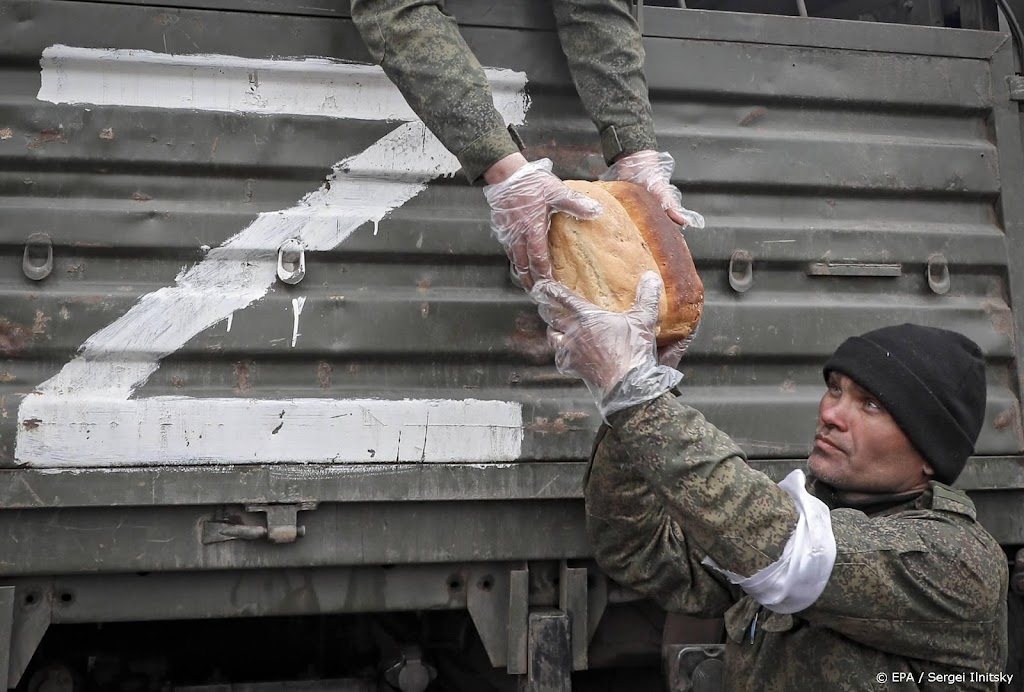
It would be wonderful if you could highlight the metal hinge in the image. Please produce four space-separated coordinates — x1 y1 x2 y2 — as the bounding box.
202 502 318 544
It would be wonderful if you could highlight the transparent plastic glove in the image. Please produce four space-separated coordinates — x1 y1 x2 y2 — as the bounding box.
658 322 700 370
532 271 683 419
483 158 603 290
601 150 705 229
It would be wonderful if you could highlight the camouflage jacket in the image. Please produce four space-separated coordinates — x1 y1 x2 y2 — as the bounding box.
588 392 1008 691
350 0 657 181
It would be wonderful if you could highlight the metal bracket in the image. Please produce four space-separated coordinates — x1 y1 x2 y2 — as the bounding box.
5 582 53 690
0 587 13 690
1009 75 1024 101
1012 548 1024 593
467 562 605 678
202 502 317 544
632 0 644 33
527 609 572 692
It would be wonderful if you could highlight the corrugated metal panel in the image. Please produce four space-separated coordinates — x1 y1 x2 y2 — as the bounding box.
1 2 1021 474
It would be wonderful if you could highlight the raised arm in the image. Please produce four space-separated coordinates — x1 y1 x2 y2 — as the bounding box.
350 0 520 183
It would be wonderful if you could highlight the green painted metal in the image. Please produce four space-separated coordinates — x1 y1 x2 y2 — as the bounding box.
1 0 1023 642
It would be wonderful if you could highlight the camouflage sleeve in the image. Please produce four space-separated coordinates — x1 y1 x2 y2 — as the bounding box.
551 0 658 163
586 425 737 617
605 392 800 580
801 509 1008 661
350 0 521 182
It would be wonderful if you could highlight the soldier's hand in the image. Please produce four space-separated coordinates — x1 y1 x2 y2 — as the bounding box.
532 271 683 419
484 158 602 290
657 330 698 370
602 149 705 229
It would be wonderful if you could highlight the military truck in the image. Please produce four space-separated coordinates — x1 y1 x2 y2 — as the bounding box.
2 0 1023 689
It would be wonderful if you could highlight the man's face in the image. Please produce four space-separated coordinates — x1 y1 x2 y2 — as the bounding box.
808 372 933 494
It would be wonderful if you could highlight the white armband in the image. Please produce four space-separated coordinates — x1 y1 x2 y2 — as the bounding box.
701 469 836 614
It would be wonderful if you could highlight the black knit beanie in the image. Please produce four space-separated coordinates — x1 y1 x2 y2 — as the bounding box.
822 324 986 484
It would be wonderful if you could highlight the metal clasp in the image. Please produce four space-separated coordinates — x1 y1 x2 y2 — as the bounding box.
23 233 53 281
202 502 317 544
927 254 951 295
277 238 306 285
728 250 754 293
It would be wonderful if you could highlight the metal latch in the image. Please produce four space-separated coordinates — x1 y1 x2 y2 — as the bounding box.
202 502 317 544
728 250 754 293
23 233 53 281
927 253 950 294
277 238 306 285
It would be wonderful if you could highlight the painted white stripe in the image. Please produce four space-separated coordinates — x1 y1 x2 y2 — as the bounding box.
38 45 531 124
15 46 531 467
16 397 524 466
31 121 456 399
290 296 306 348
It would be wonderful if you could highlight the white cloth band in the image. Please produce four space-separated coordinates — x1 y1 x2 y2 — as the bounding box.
701 469 837 614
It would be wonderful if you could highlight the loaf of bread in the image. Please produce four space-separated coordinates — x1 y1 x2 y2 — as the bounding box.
548 180 703 346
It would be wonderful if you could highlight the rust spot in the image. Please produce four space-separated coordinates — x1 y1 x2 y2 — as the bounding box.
171 375 185 388
825 199 837 208
739 107 767 126
0 373 14 383
153 12 180 25
0 128 12 140
132 191 153 202
31 311 49 336
981 298 1014 339
529 417 570 434
348 363 361 374
66 295 103 304
779 379 796 393
0 396 7 419
725 344 742 357
527 410 590 435
318 362 333 389
515 371 568 385
27 129 66 150
66 262 83 275
233 361 253 393
22 418 41 431
420 302 430 318
417 279 431 293
994 407 1019 433
506 313 553 365
99 128 115 140
0 318 33 356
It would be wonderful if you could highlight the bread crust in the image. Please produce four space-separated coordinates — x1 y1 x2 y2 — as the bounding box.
548 180 703 346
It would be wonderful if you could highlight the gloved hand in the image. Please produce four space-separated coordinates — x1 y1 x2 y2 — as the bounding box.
657 323 699 370
483 158 603 290
601 150 705 229
532 271 683 419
